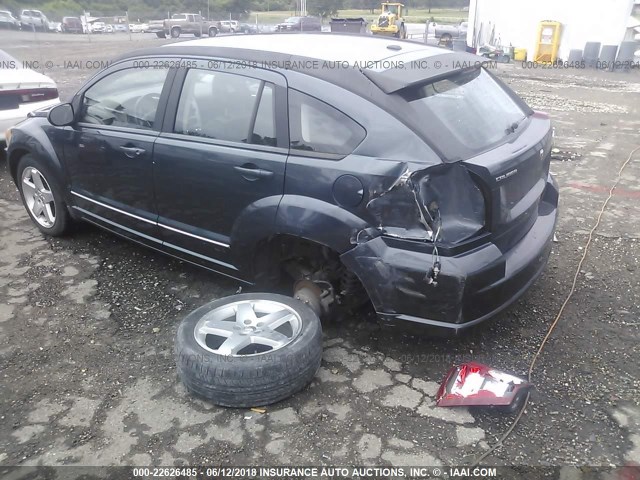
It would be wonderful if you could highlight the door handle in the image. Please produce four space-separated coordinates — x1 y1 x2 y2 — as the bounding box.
120 146 146 158
234 165 274 179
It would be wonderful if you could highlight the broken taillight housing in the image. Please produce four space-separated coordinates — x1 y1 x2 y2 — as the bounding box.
436 362 532 413
366 163 485 244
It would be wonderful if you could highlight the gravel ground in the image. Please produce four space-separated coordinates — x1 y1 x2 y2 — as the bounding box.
1 30 639 474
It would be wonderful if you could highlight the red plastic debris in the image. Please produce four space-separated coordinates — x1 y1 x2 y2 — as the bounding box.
436 362 532 412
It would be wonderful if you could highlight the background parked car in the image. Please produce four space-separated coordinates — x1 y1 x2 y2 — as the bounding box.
146 19 164 36
0 10 20 29
163 13 219 38
90 21 106 33
276 16 322 31
112 24 128 33
238 23 258 34
20 9 50 31
0 50 59 143
61 16 83 33
128 23 147 33
427 21 468 41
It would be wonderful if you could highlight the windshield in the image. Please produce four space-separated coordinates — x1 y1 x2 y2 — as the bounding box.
400 68 527 161
284 17 300 23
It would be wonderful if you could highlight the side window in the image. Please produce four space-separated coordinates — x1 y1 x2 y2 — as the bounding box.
252 84 275 146
175 68 275 145
80 67 168 130
288 90 366 156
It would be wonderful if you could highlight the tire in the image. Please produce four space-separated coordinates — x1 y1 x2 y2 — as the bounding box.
156 31 166 38
171 27 180 38
17 154 72 236
175 293 323 407
194 31 201 37
208 27 218 37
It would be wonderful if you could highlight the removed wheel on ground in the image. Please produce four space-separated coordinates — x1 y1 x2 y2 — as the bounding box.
175 293 323 407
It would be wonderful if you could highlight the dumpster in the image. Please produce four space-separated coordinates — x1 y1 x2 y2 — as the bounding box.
514 48 527 61
330 18 367 34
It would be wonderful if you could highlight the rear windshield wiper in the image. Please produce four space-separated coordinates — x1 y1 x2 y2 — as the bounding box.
506 116 527 134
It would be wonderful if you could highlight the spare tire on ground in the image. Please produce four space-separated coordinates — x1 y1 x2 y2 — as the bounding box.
175 293 322 407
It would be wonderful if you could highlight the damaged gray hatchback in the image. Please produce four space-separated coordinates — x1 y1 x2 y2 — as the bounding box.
6 34 558 333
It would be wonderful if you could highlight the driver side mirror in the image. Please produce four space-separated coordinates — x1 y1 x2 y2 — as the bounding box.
48 103 75 126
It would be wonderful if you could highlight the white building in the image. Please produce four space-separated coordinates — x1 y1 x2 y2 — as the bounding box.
467 0 640 61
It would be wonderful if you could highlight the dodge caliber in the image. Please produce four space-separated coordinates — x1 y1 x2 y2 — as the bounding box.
5 34 558 333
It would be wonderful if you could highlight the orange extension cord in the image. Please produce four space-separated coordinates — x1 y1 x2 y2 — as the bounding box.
471 144 640 466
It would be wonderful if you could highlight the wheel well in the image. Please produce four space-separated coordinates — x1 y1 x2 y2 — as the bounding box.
8 148 30 183
252 234 371 314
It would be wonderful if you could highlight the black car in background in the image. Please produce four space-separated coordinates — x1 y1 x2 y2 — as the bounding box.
61 16 83 33
276 16 322 31
5 34 558 334
238 23 258 34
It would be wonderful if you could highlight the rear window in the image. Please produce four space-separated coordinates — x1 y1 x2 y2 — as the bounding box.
399 68 528 161
288 90 366 157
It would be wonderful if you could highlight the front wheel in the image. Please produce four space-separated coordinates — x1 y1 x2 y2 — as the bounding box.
171 27 180 38
175 293 323 407
17 155 72 236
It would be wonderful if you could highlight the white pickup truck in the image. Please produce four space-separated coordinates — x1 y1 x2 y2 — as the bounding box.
156 13 220 38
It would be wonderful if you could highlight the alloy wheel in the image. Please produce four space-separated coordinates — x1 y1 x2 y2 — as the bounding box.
21 167 56 228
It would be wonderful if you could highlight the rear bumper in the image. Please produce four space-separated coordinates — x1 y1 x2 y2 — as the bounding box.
0 98 60 141
341 173 559 333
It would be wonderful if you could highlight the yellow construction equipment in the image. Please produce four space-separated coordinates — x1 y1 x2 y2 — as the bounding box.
370 2 406 39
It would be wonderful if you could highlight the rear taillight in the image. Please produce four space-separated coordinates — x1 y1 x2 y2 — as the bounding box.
17 87 58 103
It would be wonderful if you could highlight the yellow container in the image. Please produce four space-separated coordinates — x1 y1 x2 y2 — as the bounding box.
534 21 562 64
514 48 527 61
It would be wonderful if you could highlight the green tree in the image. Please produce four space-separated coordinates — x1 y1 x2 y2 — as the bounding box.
307 0 342 18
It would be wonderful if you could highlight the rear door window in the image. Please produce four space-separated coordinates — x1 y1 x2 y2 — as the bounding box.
288 90 365 156
174 69 275 146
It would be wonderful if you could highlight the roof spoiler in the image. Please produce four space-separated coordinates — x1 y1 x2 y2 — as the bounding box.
362 51 488 94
